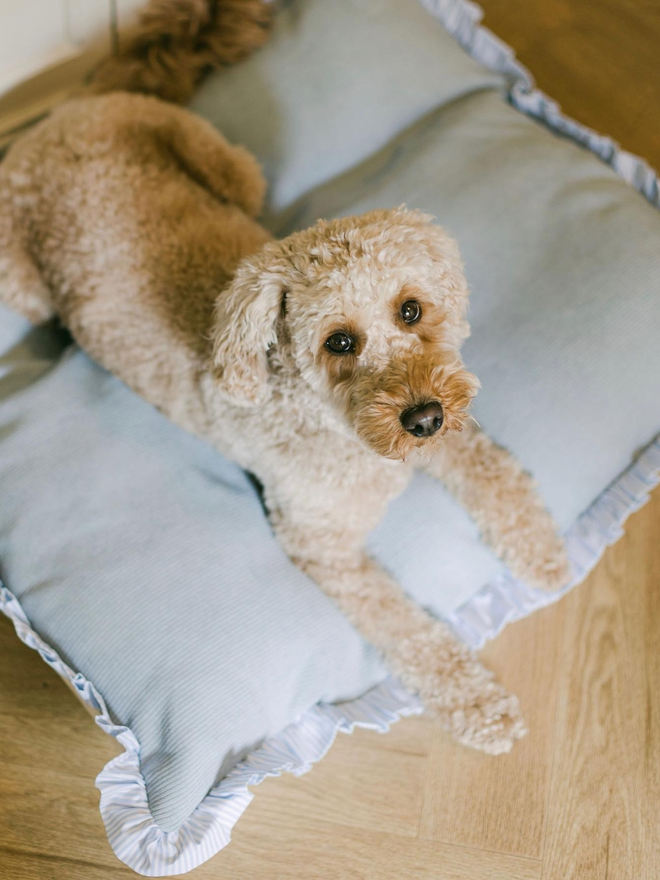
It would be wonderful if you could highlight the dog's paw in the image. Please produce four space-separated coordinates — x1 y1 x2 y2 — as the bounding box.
428 678 527 755
506 531 571 593
399 630 527 754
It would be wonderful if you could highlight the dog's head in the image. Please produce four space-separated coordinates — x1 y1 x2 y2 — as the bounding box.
210 208 479 460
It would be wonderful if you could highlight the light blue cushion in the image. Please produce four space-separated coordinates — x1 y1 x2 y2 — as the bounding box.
325 88 660 607
190 0 503 212
0 324 387 832
1 0 660 874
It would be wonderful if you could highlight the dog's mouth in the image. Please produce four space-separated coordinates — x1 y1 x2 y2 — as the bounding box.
348 360 479 461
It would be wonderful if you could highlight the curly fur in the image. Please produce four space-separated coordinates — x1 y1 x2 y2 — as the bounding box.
89 0 272 103
0 0 569 755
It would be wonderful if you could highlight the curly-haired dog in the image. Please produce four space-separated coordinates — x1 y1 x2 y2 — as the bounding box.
0 0 569 754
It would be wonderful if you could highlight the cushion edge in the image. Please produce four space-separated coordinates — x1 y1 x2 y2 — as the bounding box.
0 584 421 876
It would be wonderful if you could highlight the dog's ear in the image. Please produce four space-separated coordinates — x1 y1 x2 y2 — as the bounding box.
210 256 285 407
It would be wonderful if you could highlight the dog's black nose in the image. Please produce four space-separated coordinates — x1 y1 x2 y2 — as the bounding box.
400 402 444 438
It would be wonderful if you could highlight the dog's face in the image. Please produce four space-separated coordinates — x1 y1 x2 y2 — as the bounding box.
211 209 479 460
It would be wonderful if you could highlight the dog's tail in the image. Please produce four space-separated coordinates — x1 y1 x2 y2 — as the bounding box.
88 0 272 103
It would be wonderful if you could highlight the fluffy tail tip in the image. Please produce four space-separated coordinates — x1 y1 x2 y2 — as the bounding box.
89 0 272 103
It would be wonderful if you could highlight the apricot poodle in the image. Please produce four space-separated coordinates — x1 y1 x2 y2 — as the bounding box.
0 0 569 754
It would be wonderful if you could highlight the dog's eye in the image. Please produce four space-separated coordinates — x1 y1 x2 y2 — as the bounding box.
325 332 355 355
400 300 422 324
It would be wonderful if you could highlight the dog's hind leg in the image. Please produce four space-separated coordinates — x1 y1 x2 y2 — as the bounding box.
423 423 570 591
155 103 267 218
270 500 526 755
0 192 54 324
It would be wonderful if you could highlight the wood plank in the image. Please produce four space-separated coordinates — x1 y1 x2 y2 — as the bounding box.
204 819 542 880
479 0 660 170
419 598 566 858
230 716 433 838
0 616 96 720
0 761 122 869
0 848 133 880
0 710 120 782
541 490 660 879
0 618 122 870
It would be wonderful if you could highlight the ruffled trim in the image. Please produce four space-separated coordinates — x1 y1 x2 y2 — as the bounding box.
0 583 421 875
3 435 659 875
96 677 422 876
2 0 660 875
419 0 660 207
446 438 660 647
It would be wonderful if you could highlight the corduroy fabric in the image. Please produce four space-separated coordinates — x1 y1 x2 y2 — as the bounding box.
1 0 660 873
0 338 387 832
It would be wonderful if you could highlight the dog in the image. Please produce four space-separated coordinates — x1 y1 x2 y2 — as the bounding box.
0 0 569 754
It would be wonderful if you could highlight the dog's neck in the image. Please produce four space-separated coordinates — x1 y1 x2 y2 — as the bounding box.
197 335 411 477
265 339 356 440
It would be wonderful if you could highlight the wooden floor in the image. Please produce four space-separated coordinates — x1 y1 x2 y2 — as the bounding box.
2 1 660 878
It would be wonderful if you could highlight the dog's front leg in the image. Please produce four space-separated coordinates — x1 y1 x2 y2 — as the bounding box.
270 505 526 755
423 424 570 590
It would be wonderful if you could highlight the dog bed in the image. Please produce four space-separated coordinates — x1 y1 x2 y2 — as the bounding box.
2 0 660 875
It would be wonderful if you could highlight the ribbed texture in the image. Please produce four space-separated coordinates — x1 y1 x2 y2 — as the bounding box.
419 0 660 208
3 431 660 873
1 0 660 875
0 584 421 875
0 349 386 837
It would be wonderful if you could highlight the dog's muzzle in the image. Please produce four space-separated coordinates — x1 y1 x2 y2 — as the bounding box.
400 401 444 438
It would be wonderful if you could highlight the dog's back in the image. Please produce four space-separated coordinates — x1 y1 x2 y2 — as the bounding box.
0 0 272 425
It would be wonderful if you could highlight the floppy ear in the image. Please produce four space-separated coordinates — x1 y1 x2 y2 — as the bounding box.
210 255 285 407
